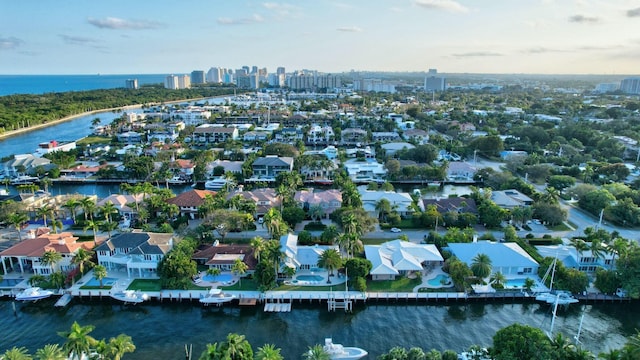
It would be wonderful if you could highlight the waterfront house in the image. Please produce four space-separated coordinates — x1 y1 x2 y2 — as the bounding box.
60 163 106 179
294 189 342 218
274 127 304 143
307 125 335 145
491 189 534 209
537 244 615 273
0 230 93 275
166 189 217 219
371 131 401 143
2 154 51 178
97 194 145 220
364 240 444 281
447 241 539 276
422 197 478 215
193 125 239 144
341 128 367 145
359 188 418 218
280 233 338 272
381 142 415 157
192 243 257 273
231 188 280 216
250 156 294 181
116 131 143 144
446 162 477 182
343 158 387 183
243 131 270 142
94 231 174 278
207 159 244 175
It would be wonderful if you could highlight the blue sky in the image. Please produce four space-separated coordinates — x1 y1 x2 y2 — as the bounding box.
1 0 639 75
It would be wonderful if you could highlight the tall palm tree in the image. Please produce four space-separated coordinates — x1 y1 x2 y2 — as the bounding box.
80 197 96 221
219 333 253 360
309 204 325 223
375 198 392 223
610 238 629 270
106 334 136 360
490 271 506 288
83 219 102 246
49 271 66 290
8 212 28 241
41 250 63 273
50 219 63 234
264 240 285 281
93 264 108 288
100 201 118 224
72 248 94 275
317 248 342 283
62 199 80 224
471 253 492 279
2 347 32 360
250 236 265 263
102 220 119 240
34 344 66 360
255 344 283 360
231 258 248 286
571 239 590 265
303 344 330 360
36 204 54 227
58 322 97 360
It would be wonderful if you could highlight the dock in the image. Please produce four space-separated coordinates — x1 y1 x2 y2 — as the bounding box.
55 293 73 307
238 298 257 306
263 302 292 312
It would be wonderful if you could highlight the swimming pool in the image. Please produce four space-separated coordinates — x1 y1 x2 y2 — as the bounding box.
427 274 452 287
84 277 118 287
296 275 324 282
202 273 233 282
0 278 23 287
504 278 534 289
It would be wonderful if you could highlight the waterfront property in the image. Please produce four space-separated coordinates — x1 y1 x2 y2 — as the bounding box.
280 233 339 273
364 240 444 281
166 189 217 219
192 243 257 274
95 231 174 277
447 241 539 276
536 244 615 273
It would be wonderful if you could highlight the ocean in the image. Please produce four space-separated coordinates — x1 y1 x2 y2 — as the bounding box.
0 74 167 96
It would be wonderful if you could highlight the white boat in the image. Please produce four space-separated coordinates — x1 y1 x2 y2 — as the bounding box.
535 257 578 305
204 177 228 190
15 287 54 301
321 338 368 360
110 290 149 304
199 288 235 305
10 175 40 185
167 176 188 185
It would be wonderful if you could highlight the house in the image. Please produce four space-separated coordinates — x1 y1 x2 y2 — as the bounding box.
232 188 280 216
422 197 477 215
364 240 444 281
171 159 195 177
280 233 338 272
371 132 401 143
359 187 419 218
207 159 244 175
381 142 415 157
537 244 615 273
192 243 257 273
251 156 294 180
403 129 430 145
307 125 335 145
344 158 387 183
97 194 145 220
2 154 51 178
303 146 338 160
171 108 211 126
116 131 143 143
447 241 539 276
193 125 239 144
243 131 270 142
274 127 304 143
0 230 93 275
446 162 476 181
341 128 367 145
294 189 342 218
491 189 534 209
166 189 217 219
94 231 174 278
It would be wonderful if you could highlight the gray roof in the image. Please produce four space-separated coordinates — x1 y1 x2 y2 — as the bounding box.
253 156 293 167
95 232 173 255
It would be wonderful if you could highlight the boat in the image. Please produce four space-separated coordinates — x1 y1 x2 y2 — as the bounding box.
167 176 188 185
110 290 149 304
535 257 578 305
199 288 235 305
15 287 54 301
10 175 40 185
321 338 367 360
204 177 228 191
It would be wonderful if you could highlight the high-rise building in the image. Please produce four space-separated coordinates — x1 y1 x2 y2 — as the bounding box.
207 67 222 83
251 65 258 74
276 67 286 75
164 74 191 89
125 79 138 89
620 77 640 94
191 70 206 84
424 68 446 92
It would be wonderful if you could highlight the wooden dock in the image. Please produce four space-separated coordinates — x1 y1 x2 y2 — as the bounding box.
264 302 292 312
238 298 257 306
55 293 73 307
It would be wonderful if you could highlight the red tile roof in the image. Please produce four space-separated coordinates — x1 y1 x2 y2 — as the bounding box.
166 189 216 207
0 232 92 257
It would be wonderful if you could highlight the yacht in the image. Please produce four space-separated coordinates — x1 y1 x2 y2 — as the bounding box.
110 290 149 304
10 175 39 185
321 338 368 360
204 177 228 191
199 288 235 305
535 257 578 305
15 287 54 301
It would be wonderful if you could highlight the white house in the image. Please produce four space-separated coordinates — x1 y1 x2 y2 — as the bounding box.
344 158 387 183
446 162 476 181
95 231 174 278
491 189 534 209
364 240 444 281
447 241 539 276
359 187 420 218
537 244 615 273
280 233 338 272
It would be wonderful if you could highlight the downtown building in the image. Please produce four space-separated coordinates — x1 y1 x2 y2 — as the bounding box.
620 77 640 95
164 74 191 89
424 68 446 92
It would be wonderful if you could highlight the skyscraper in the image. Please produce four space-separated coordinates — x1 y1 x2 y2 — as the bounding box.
191 70 206 84
621 77 640 94
424 68 446 92
125 79 138 89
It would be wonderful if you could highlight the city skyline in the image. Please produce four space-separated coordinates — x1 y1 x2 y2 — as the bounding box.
1 0 639 75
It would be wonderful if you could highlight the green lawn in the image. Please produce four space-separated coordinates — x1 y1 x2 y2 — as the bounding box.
79 284 114 290
366 277 422 292
362 238 393 245
77 136 112 146
220 278 259 291
127 279 161 292
547 223 571 231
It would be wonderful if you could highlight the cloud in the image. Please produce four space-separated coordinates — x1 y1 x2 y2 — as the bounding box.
452 51 503 58
336 26 362 32
627 8 640 17
217 14 264 25
414 0 469 13
87 17 163 30
0 36 23 50
568 14 600 23
59 34 99 45
523 47 569 54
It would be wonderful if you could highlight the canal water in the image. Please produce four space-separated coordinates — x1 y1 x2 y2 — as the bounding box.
1 299 636 359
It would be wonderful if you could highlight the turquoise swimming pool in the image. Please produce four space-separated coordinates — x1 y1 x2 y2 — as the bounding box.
427 274 452 287
296 275 324 282
84 277 117 287
203 274 233 282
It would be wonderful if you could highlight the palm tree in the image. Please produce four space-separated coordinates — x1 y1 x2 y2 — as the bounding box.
50 219 63 234
250 236 265 262
263 208 285 240
93 264 108 288
317 248 342 283
523 278 536 292
8 212 28 241
471 253 492 279
34 344 66 360
610 238 629 270
106 334 136 360
303 344 330 360
375 198 392 223
341 212 359 235
102 220 119 240
264 240 285 281
58 322 97 360
62 199 80 224
219 333 253 360
80 197 96 221
490 271 506 288
255 344 283 360
231 258 248 286
72 248 94 275
36 204 54 227
2 347 32 360
41 250 63 273
207 267 221 277
29 274 46 286
49 271 66 290
309 204 325 223
83 219 102 246
100 201 118 224
571 239 590 265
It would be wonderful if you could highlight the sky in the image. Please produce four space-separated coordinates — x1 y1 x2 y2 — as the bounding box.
1 0 639 75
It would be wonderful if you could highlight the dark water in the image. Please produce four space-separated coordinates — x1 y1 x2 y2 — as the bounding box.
0 299 635 359
0 74 167 96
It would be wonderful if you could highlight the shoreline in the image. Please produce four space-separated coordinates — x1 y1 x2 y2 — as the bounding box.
0 96 220 141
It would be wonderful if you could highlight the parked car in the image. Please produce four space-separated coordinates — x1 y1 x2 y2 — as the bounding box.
390 227 402 233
